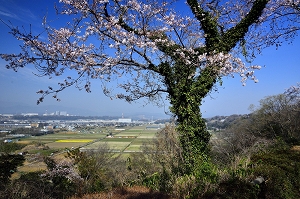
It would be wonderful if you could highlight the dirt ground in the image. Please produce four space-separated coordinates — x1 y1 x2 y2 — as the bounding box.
69 186 174 199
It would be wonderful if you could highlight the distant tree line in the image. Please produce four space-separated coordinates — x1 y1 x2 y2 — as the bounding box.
212 90 300 162
10 128 53 136
206 114 243 131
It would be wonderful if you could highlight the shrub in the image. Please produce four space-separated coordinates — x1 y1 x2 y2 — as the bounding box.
250 146 300 199
202 177 261 199
137 124 220 198
0 142 26 153
130 123 182 192
0 154 25 186
3 171 51 199
43 157 84 198
67 145 125 193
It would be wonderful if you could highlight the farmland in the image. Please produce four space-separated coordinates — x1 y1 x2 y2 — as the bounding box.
18 125 160 151
15 125 162 173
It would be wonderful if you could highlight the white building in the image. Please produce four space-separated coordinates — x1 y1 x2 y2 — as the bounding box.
118 118 132 123
60 111 67 116
21 113 39 116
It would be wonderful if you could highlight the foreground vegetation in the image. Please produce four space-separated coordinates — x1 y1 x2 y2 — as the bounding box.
1 91 300 199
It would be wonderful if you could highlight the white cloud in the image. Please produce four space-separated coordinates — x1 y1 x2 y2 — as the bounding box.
0 1 39 24
0 10 16 18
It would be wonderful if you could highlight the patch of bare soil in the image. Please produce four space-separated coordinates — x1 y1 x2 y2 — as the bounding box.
69 186 175 199
20 144 49 152
291 145 300 151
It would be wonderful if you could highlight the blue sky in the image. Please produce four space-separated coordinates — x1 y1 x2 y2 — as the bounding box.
0 0 299 118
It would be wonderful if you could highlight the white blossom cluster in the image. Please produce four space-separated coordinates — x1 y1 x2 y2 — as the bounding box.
285 82 300 97
41 159 83 182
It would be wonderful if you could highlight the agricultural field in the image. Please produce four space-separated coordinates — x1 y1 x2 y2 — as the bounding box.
17 124 161 155
82 126 159 152
13 124 163 173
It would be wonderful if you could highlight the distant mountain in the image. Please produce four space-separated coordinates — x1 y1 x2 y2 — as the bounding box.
205 114 247 130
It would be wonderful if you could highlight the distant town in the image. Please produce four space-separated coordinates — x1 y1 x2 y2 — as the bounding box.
2 110 87 117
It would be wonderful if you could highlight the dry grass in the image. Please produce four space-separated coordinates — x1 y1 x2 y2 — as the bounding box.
56 131 79 135
69 186 174 199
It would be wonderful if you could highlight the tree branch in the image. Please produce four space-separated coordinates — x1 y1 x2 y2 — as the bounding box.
187 0 220 52
221 0 269 52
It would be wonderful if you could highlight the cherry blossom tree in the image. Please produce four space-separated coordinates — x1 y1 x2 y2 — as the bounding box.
286 82 300 97
1 0 299 174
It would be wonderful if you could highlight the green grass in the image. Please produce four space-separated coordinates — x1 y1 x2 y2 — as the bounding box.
28 149 58 156
117 133 141 136
83 141 131 151
46 142 85 149
124 145 142 151
123 130 142 132
21 132 106 142
131 138 149 145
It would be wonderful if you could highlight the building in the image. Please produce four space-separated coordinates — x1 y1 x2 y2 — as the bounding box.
118 118 132 123
60 111 67 116
21 113 39 116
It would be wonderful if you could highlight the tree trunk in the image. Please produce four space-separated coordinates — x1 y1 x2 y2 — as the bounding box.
167 69 214 174
175 101 210 174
